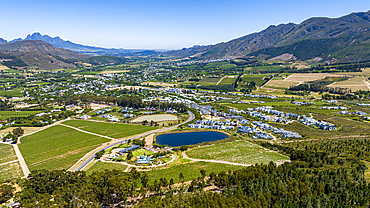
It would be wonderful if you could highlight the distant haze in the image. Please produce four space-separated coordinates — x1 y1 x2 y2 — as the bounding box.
1 0 370 49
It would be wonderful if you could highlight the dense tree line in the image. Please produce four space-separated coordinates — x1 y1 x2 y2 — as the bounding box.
354 90 370 99
281 138 370 163
322 93 357 100
15 155 370 207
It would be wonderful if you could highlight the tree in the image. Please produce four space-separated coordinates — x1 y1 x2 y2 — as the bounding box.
179 172 185 183
12 127 24 137
127 151 133 160
200 169 206 179
0 184 15 204
95 150 105 159
3 133 17 144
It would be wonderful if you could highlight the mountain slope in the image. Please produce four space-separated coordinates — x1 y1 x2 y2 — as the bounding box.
164 10 370 60
0 40 91 70
249 32 370 61
0 40 90 59
0 40 128 70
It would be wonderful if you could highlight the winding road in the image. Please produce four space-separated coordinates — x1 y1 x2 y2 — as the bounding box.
72 110 195 172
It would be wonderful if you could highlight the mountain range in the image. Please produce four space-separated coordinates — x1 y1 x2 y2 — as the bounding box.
2 10 370 64
0 40 127 70
163 10 370 62
0 32 147 56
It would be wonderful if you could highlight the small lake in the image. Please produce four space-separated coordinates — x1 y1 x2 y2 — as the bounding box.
156 131 229 146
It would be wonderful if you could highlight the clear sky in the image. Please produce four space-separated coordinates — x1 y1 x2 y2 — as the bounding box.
1 0 370 49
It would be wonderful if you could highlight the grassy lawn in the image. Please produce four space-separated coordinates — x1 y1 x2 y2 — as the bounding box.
145 161 245 184
62 120 158 139
187 140 289 165
19 125 110 171
0 143 23 180
133 149 154 157
85 162 127 175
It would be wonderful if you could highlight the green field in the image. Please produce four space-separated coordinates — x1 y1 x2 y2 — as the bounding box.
201 77 220 83
0 144 23 180
86 162 127 175
62 120 158 139
145 161 245 184
219 77 236 85
0 111 42 120
187 140 289 164
19 125 110 171
241 74 267 86
0 89 24 97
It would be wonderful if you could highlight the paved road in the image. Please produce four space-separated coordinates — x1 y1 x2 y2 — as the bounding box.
73 110 195 172
12 144 30 177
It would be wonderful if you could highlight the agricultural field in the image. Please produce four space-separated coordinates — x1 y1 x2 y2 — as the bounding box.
0 89 24 97
284 73 343 83
19 125 110 171
0 144 23 180
241 74 267 86
0 111 42 120
62 120 158 139
263 73 345 89
85 162 127 175
186 140 289 165
0 144 18 164
145 161 245 184
263 80 299 89
200 77 220 83
328 76 370 91
131 114 178 122
218 77 236 85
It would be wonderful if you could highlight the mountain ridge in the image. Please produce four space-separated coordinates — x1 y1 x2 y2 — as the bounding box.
163 10 370 61
0 40 90 59
2 32 145 55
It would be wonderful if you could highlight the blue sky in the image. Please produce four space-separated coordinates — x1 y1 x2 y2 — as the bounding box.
1 0 370 49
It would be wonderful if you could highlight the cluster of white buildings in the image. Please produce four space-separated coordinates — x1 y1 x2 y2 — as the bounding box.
243 107 294 124
301 117 336 130
252 121 302 139
357 103 370 107
292 101 315 105
188 120 235 130
322 106 347 110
